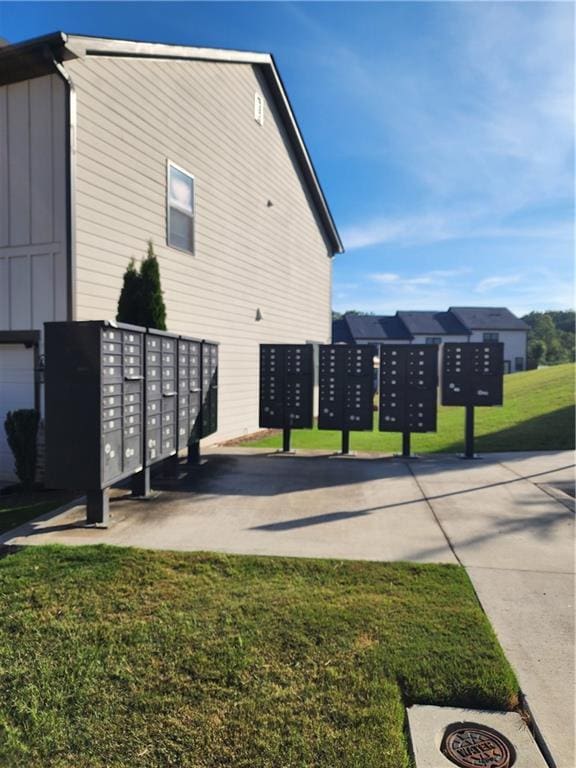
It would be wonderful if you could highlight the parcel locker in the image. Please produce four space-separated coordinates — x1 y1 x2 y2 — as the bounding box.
201 341 219 438
45 320 145 491
259 344 314 429
442 342 504 406
318 345 375 431
379 345 439 433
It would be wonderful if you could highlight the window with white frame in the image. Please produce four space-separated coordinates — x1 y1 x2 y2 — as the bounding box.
483 332 499 342
167 161 195 253
426 337 442 345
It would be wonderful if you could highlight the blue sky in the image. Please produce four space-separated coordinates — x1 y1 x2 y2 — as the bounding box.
1 1 573 317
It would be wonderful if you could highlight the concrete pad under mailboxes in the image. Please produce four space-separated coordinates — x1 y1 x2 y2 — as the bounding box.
407 705 548 768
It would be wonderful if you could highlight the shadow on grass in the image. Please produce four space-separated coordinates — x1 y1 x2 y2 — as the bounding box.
444 404 575 454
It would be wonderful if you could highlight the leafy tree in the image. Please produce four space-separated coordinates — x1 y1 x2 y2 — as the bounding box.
527 339 546 368
116 241 167 330
522 310 575 366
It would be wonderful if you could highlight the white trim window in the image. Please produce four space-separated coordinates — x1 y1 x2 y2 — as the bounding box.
167 161 195 253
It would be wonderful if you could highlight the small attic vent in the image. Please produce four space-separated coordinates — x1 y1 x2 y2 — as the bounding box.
254 93 264 126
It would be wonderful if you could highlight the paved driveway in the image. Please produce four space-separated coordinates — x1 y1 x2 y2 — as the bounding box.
2 448 574 767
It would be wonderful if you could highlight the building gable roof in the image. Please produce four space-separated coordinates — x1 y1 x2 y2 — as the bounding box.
341 315 413 341
396 311 469 336
450 307 529 331
0 32 343 255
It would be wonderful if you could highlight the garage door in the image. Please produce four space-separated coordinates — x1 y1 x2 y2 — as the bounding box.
0 345 35 486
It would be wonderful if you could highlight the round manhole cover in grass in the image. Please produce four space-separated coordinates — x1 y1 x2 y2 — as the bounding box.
441 722 515 768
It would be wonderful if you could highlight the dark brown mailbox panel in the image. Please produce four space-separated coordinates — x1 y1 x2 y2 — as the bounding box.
442 342 504 406
177 336 202 451
145 330 178 463
201 341 219 438
318 345 375 431
45 321 145 490
259 344 314 429
379 345 439 432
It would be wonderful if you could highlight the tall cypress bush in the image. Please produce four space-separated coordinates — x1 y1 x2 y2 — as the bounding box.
116 258 142 325
140 240 167 330
116 241 167 330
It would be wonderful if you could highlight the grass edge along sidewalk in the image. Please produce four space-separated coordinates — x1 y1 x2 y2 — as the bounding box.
242 363 575 454
0 545 519 768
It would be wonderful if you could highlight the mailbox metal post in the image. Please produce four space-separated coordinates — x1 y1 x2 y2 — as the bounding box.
86 489 109 526
341 430 351 456
187 441 201 464
401 431 412 458
282 428 292 453
464 405 475 459
131 467 151 497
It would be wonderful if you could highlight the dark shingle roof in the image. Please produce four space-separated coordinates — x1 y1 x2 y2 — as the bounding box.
332 317 354 343
344 315 413 341
396 311 469 336
450 307 529 331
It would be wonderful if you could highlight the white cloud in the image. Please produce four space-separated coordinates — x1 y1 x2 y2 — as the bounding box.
475 275 521 293
306 3 574 252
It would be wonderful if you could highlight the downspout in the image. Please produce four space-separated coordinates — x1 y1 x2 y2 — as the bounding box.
51 55 76 322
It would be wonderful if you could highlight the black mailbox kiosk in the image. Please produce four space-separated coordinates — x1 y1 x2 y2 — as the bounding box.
259 344 314 452
441 341 504 458
379 344 439 457
318 344 375 454
45 321 146 524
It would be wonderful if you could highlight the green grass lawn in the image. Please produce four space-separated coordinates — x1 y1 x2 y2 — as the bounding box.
245 363 575 454
0 491 73 536
0 546 518 768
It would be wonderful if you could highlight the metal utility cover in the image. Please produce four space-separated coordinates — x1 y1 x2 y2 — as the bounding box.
259 344 314 429
379 345 439 433
442 342 504 406
318 345 375 431
406 705 548 768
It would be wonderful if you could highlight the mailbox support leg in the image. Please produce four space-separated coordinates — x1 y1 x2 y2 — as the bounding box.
464 405 475 459
131 467 151 497
341 430 350 456
402 431 411 458
86 489 109 527
187 442 201 465
282 428 291 453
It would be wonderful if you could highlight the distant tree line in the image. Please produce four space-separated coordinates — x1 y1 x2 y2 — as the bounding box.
522 311 575 368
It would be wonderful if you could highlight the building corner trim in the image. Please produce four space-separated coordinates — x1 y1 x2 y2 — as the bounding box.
52 58 76 322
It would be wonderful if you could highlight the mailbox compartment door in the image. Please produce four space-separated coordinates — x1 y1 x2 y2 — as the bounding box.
379 390 405 432
406 391 437 432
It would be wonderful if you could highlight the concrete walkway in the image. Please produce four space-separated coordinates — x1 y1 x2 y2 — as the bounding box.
1 448 574 767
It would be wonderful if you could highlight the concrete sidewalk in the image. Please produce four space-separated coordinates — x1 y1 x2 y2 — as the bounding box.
1 448 574 766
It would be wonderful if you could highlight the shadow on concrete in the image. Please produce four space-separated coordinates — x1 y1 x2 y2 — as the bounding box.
441 405 575 455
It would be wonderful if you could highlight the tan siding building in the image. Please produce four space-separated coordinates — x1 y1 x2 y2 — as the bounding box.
0 33 342 483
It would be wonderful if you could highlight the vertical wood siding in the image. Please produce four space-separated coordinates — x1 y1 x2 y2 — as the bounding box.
66 56 334 441
0 74 68 335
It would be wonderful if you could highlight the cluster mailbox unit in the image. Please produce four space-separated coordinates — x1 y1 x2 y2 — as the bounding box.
259 344 314 451
379 345 439 457
45 321 218 525
318 345 375 453
441 341 504 458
